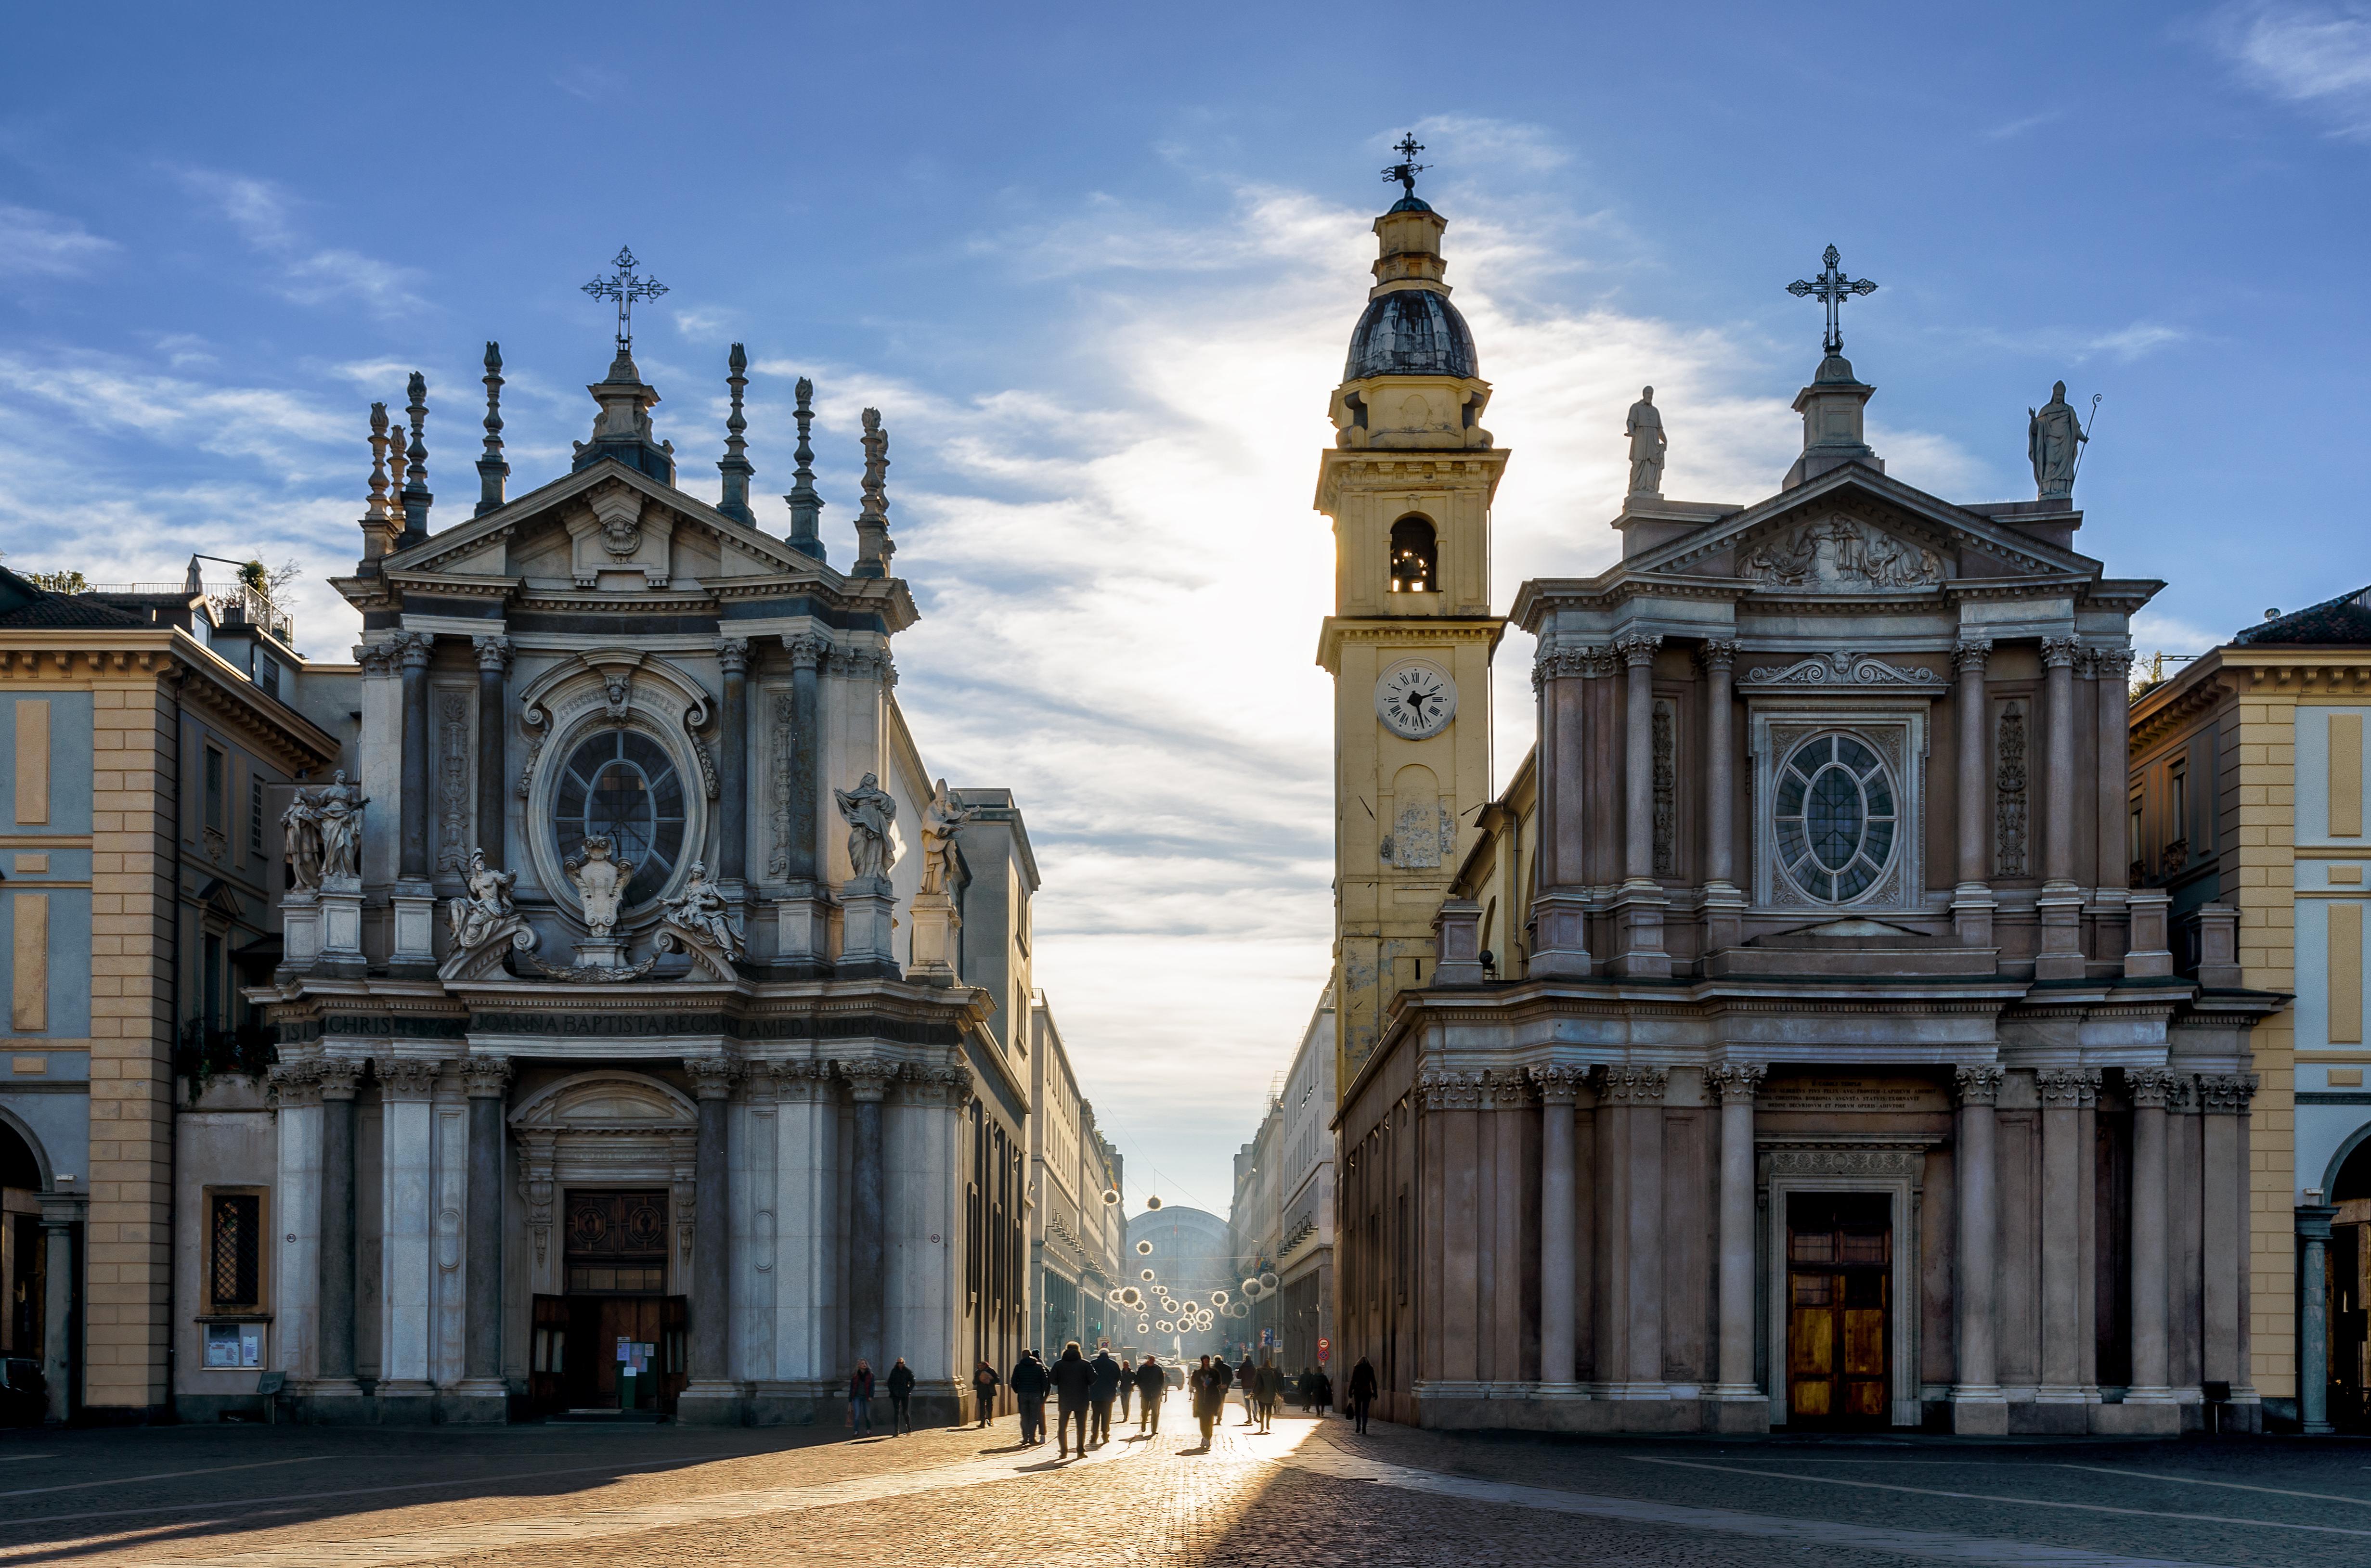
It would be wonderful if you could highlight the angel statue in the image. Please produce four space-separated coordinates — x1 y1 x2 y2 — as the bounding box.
660 861 745 960
446 848 518 951
564 835 635 938
917 778 977 897
835 772 901 880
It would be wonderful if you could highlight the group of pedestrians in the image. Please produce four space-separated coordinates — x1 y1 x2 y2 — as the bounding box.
844 1357 919 1437
995 1344 1170 1457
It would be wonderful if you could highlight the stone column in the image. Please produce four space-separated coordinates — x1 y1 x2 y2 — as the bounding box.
459 1057 511 1400
2095 651 2134 891
716 638 749 886
2036 1067 2097 1409
472 637 509 864
2036 638 2086 979
845 1061 894 1373
774 634 830 974
1531 1066 1586 1389
398 634 434 882
1600 1066 1667 1395
1591 1067 1628 1387
1529 645 1592 977
770 1060 838 1388
683 1057 738 1414
1707 1062 1765 1412
1952 639 1995 946
1950 1065 2006 1430
2298 1196 2338 1435
316 1058 363 1391
37 1194 79 1424
2124 1068 2178 1418
2199 1073 2257 1419
1699 642 1743 951
1614 636 1669 978
377 1058 441 1413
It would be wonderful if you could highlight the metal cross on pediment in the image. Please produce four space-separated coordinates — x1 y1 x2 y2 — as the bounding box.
581 246 670 353
1787 244 1878 357
1382 133 1428 197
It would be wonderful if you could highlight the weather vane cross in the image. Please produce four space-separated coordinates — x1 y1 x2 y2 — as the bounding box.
582 245 669 353
1786 244 1878 357
1382 133 1428 197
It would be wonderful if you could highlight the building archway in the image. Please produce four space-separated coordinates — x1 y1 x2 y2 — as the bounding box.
2327 1128 2371 1430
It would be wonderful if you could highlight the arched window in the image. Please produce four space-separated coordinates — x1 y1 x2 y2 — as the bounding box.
552 729 687 908
1389 515 1437 593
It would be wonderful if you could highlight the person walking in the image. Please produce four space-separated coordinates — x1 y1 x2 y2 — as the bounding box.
1134 1354 1165 1435
1295 1366 1316 1412
972 1359 1001 1429
1009 1349 1049 1446
1252 1358 1280 1432
1206 1353 1233 1431
1313 1365 1334 1416
1190 1355 1225 1448
1236 1356 1257 1425
1114 1353 1134 1426
885 1357 915 1436
847 1360 876 1438
1347 1355 1378 1435
1088 1346 1121 1448
1050 1341 1096 1458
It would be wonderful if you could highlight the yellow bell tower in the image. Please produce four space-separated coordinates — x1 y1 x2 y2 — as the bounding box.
1316 154 1507 1092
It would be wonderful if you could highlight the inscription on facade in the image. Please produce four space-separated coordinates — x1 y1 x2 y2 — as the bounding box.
1758 1075 1946 1113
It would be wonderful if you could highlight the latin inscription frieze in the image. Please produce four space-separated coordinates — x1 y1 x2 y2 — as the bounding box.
1756 1075 1947 1114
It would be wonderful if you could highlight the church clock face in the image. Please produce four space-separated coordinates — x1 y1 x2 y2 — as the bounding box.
1375 661 1457 740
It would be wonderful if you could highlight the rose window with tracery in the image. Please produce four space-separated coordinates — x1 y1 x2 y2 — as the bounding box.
1773 733 1897 903
551 730 686 908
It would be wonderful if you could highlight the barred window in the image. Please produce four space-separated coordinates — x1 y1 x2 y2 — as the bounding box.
249 776 265 860
209 1193 261 1311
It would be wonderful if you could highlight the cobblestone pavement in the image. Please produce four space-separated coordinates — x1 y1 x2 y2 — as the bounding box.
0 1395 2361 1567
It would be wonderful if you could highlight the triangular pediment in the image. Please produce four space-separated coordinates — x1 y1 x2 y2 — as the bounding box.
1626 464 2098 590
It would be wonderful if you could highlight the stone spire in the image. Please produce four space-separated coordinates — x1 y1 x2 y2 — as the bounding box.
359 401 394 568
717 343 755 524
782 376 826 563
853 407 894 579
475 343 509 517
398 372 433 548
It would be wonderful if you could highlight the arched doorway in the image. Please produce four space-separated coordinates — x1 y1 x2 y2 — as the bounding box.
0 1117 52 1424
2328 1132 2371 1430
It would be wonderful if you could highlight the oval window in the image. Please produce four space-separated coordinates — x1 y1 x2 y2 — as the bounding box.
1774 734 1896 902
552 730 687 907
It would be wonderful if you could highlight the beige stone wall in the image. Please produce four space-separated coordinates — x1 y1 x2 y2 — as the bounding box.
86 675 174 1412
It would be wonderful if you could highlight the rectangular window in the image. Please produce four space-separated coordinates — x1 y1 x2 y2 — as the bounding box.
2170 768 2188 844
10 895 46 1032
203 934 222 1029
2332 902 2364 1045
2129 796 2144 871
208 1192 262 1312
2333 715 2363 838
249 776 265 860
256 656 281 700
204 746 225 834
12 701 47 826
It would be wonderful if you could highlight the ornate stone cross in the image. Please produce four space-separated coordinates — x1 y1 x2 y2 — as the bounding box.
1787 243 1878 357
581 245 670 353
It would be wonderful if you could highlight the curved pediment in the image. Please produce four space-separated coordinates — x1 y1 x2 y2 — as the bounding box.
508 1069 697 1131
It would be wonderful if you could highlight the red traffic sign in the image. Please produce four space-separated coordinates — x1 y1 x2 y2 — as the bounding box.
1318 1337 1331 1362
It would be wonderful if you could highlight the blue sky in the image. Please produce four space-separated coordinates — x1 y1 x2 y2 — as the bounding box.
4 2 2367 1219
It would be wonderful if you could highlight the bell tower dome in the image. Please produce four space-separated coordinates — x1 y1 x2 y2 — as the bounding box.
1316 144 1508 1091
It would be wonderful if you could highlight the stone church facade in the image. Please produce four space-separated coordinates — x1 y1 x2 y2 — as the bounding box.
232 334 1037 1425
1322 181 2282 1433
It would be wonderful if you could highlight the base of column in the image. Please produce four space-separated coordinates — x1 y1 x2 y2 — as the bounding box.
676 1381 748 1426
2090 1401 2182 1435
440 1379 510 1424
1702 883 1745 953
1948 1390 2008 1435
1950 883 1995 949
1612 885 1671 979
2034 884 2086 980
388 886 440 977
837 878 899 980
1529 893 1593 978
374 1377 438 1425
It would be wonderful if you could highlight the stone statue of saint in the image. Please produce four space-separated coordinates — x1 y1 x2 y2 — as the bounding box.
1625 386 1667 497
302 771 367 886
446 848 519 951
281 790 324 891
917 778 977 897
564 835 635 937
835 772 901 881
661 861 744 959
2027 380 2086 500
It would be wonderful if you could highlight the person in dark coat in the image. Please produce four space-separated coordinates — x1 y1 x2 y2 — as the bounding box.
1252 1359 1281 1432
1347 1355 1378 1434
885 1357 916 1435
1206 1353 1233 1431
847 1360 875 1438
1313 1366 1334 1415
1087 1347 1122 1447
1050 1341 1096 1457
1236 1356 1258 1425
972 1360 1001 1428
1133 1354 1166 1435
1009 1349 1049 1446
1191 1355 1228 1447
1114 1352 1134 1425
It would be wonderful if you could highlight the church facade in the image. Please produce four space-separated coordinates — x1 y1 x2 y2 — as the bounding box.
223 318 1040 1426
1322 176 2283 1434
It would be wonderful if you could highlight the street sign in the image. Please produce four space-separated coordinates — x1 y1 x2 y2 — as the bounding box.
1318 1337 1330 1363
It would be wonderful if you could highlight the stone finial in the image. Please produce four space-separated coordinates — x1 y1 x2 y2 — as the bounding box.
476 343 508 517
360 401 394 566
717 343 755 524
853 407 894 579
782 375 826 562
399 372 432 548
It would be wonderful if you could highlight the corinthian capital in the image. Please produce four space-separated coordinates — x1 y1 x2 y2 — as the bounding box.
1695 639 1740 674
1706 1062 1767 1104
1529 1064 1590 1105
1952 1064 2005 1107
473 635 512 673
2126 1066 2179 1108
1953 638 1993 674
2037 1067 2101 1105
2040 636 2081 670
1615 633 1662 668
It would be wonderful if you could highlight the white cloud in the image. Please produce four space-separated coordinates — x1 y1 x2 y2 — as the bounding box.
176 168 428 315
1404 115 1574 173
0 204 117 279
2085 321 2186 360
1982 109 2066 141
2206 1 2371 135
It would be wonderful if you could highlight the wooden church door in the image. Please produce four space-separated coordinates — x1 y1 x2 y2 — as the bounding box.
1785 1192 1892 1427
